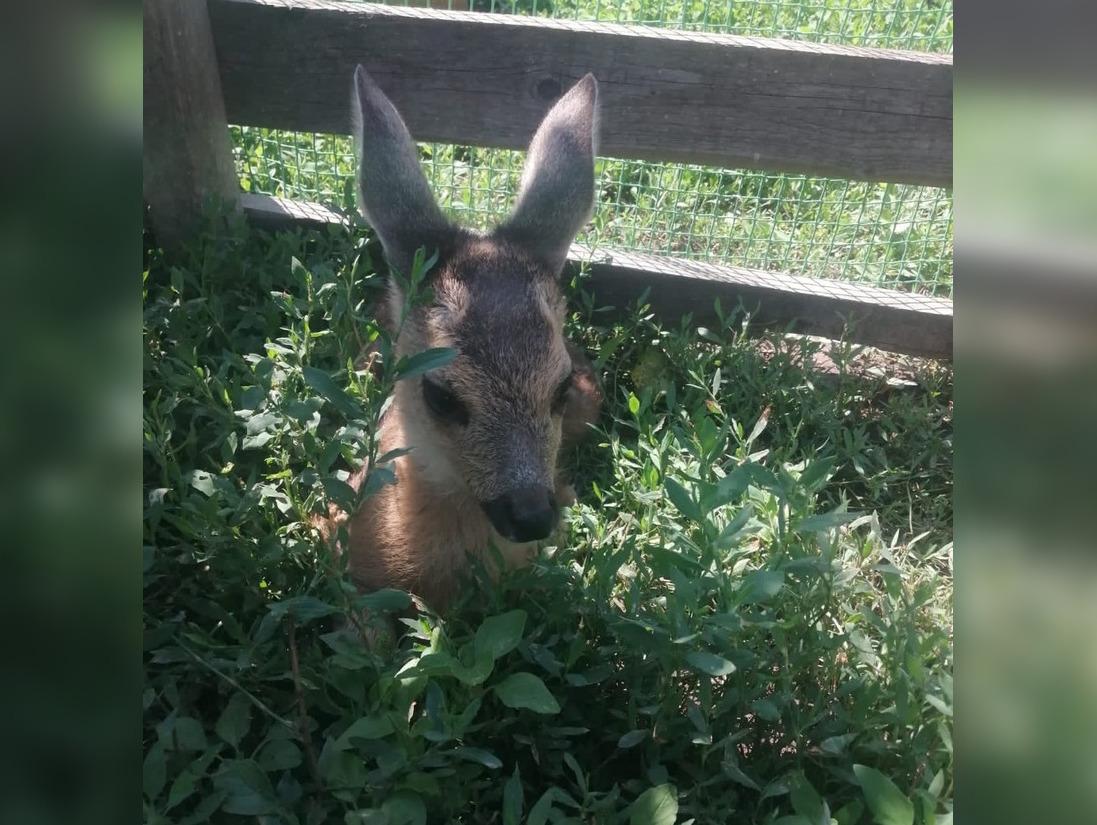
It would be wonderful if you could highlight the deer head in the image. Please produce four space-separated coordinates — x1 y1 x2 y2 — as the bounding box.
352 66 599 543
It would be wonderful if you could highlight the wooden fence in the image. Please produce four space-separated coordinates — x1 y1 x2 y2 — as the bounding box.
144 0 953 358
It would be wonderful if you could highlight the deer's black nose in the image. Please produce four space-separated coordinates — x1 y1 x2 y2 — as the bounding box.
482 486 558 543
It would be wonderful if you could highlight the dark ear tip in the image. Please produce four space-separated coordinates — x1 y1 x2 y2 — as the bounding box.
575 73 598 101
354 64 370 90
353 65 393 119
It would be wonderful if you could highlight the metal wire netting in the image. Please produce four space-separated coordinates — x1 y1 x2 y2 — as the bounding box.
230 0 954 297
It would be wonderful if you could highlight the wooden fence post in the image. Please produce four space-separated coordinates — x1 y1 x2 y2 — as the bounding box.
144 0 239 251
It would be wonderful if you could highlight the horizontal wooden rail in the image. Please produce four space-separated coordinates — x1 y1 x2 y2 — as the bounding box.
211 0 952 187
242 193 952 358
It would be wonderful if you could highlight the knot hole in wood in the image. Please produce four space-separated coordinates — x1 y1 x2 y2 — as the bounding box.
535 76 562 101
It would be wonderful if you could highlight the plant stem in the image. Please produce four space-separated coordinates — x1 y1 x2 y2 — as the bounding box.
287 617 323 788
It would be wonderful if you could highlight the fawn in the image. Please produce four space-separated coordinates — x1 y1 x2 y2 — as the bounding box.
325 67 604 610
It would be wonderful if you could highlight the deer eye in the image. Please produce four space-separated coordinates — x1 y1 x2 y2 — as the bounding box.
551 371 574 415
423 377 469 426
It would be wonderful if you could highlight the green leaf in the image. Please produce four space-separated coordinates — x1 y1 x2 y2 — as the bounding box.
628 393 641 415
409 246 440 286
215 693 252 748
165 768 199 811
452 648 496 686
336 715 394 749
268 595 341 623
833 800 865 825
854 764 915 825
565 664 613 687
178 789 227 825
344 811 386 825
450 746 503 769
739 569 784 603
685 650 737 677
502 765 524 825
321 476 359 510
474 609 527 661
412 651 460 679
721 758 761 791
926 693 953 717
395 347 458 380
257 738 302 771
790 775 828 825
528 788 562 825
143 742 166 799
242 431 272 450
213 759 278 816
319 737 369 788
291 255 310 279
751 697 781 722
303 365 359 416
492 672 561 714
928 769 945 799
562 752 587 794
171 716 207 751
402 772 442 797
705 467 750 510
383 791 426 825
664 477 700 523
820 733 857 755
617 729 650 749
360 465 397 498
715 504 756 549
356 588 413 612
798 456 836 489
244 411 280 436
629 783 678 825
742 462 782 492
795 510 860 534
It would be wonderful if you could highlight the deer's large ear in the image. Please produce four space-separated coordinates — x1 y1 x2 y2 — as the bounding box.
498 74 599 274
352 65 451 276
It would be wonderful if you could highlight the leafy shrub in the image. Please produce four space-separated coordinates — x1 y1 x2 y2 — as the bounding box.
143 216 952 823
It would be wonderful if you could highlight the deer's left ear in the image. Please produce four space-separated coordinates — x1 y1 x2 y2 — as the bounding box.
498 74 599 274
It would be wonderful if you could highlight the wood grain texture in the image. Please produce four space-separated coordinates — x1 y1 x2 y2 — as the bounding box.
243 191 350 231
144 0 240 251
210 0 952 186
572 245 952 359
241 194 952 358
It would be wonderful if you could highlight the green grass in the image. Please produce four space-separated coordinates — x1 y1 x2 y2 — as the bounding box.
143 214 952 824
229 0 954 297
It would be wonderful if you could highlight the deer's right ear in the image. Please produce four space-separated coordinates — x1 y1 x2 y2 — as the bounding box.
352 66 451 276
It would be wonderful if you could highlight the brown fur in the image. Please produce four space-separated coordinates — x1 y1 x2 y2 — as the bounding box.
321 69 603 612
321 234 603 611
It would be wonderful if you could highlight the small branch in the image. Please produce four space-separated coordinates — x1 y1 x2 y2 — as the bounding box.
314 545 375 649
177 638 295 730
286 617 322 787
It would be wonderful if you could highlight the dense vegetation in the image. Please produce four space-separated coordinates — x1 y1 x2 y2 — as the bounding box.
143 215 952 824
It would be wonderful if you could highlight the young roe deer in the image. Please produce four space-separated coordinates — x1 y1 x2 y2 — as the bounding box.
326 67 604 610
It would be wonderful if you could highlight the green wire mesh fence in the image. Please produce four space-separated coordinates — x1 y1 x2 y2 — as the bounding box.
230 0 954 297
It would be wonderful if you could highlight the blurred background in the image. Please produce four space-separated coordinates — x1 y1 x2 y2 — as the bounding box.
0 0 1095 822
956 3 1097 823
0 2 139 823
